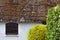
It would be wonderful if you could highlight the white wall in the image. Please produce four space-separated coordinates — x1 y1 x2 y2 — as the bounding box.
0 23 37 40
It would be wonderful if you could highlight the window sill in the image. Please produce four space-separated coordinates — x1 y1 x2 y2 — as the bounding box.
5 35 19 37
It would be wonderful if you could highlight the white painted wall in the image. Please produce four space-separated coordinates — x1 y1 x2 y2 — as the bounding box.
0 23 37 40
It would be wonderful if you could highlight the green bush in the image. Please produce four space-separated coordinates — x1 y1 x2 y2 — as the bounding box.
26 24 46 40
46 4 60 40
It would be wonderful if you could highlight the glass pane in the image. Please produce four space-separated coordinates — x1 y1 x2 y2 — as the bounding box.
6 22 18 35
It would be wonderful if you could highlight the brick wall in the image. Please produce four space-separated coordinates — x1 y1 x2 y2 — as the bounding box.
0 0 59 22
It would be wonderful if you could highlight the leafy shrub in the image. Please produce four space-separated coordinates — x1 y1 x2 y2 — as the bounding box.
46 4 60 40
27 24 46 40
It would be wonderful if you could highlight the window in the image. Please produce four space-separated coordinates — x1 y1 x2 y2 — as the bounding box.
6 22 18 35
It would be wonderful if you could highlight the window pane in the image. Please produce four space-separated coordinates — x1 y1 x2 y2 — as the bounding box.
6 22 18 35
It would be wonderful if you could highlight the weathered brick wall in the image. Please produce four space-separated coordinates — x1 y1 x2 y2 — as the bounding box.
0 0 60 22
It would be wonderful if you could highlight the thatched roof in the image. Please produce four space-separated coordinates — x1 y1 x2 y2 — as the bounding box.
0 0 59 22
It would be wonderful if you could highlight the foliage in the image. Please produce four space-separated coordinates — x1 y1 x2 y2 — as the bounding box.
46 4 60 40
27 24 46 40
